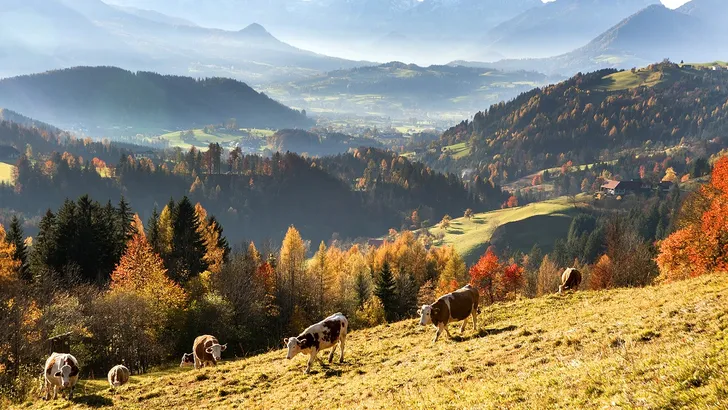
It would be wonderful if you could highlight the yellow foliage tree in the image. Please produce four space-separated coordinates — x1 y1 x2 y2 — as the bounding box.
194 203 225 274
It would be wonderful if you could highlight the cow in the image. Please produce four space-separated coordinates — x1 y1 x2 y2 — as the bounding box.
284 312 348 373
107 364 130 388
179 353 195 367
192 335 227 369
42 352 80 400
418 284 479 343
559 268 582 294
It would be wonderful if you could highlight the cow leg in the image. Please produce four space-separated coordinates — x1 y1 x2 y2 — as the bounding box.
433 323 444 343
43 380 50 400
472 308 478 332
68 385 74 400
460 320 467 333
444 322 453 339
305 349 318 373
339 335 346 363
194 355 200 370
53 385 58 400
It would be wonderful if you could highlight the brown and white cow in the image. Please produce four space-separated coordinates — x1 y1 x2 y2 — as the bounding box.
43 353 80 400
192 335 227 369
284 312 348 373
107 364 130 388
418 284 479 343
179 353 195 367
559 268 582 294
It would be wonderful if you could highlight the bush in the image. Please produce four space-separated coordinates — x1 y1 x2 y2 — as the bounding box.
352 296 386 329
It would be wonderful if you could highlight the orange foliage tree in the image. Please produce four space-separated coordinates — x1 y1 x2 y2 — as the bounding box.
657 156 728 280
110 233 186 313
501 263 525 299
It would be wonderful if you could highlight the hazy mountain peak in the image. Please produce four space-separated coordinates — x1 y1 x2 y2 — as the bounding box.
240 22 270 36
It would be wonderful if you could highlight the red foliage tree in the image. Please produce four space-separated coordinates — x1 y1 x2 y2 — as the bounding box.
469 249 501 304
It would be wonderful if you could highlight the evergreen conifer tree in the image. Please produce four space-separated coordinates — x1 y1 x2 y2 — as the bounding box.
374 261 398 322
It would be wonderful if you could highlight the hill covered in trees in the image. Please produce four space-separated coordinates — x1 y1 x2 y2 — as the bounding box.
0 67 312 136
416 62 728 185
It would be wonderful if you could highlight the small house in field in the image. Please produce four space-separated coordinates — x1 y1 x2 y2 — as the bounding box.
600 179 649 196
658 181 674 192
46 332 72 355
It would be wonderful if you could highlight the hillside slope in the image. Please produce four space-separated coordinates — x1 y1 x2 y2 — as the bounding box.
16 274 728 409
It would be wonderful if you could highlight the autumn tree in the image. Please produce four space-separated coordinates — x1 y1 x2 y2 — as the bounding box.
536 255 561 296
279 225 307 320
5 216 28 281
464 209 473 220
501 263 525 299
440 214 452 229
469 249 501 304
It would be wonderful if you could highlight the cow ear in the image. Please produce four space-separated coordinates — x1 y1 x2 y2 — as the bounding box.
417 308 422 316
283 338 289 346
69 365 79 377
220 343 227 351
54 371 61 377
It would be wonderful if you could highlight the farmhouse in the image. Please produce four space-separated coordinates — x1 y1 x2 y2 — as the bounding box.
600 179 650 196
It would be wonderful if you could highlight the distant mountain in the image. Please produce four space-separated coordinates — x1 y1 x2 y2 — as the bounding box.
0 108 61 133
479 0 659 59
102 0 542 64
0 0 366 84
0 67 312 136
265 62 555 119
112 5 197 26
470 2 728 75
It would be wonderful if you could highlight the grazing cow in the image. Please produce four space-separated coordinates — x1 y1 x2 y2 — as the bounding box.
179 353 195 367
43 352 80 400
559 268 582 294
418 284 479 343
107 364 130 388
192 335 227 369
284 312 348 373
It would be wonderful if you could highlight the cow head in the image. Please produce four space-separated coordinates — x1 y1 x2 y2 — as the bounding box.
284 337 302 359
180 353 194 367
418 305 433 326
205 343 227 361
53 363 75 388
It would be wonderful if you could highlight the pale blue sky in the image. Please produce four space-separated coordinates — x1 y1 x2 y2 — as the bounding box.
542 0 692 8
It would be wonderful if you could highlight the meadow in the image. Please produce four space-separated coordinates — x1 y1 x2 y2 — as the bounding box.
158 129 274 150
14 274 728 409
0 162 16 185
429 196 582 263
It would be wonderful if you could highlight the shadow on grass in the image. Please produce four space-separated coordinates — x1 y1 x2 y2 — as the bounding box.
472 219 486 224
450 325 518 342
74 394 114 407
447 228 464 235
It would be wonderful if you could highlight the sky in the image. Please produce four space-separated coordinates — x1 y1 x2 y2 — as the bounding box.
542 0 691 8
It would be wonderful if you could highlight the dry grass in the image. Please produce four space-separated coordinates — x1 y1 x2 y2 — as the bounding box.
12 274 728 409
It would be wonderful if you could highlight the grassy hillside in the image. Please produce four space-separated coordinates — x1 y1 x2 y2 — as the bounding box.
16 274 728 409
0 162 16 185
430 196 583 263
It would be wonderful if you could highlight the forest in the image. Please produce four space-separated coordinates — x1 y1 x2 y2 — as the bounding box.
0 118 507 248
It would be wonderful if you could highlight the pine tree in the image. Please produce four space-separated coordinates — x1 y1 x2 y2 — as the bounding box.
169 196 208 283
147 207 161 255
395 268 418 318
354 270 371 308
117 196 135 246
313 241 328 316
208 216 230 263
6 216 28 281
30 210 58 279
374 261 397 322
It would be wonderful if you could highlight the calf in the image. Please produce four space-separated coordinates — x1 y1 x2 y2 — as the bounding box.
107 364 130 388
179 353 195 367
284 312 348 373
43 353 79 400
418 284 479 342
559 268 582 294
192 335 227 369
